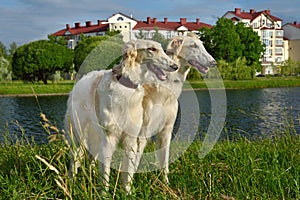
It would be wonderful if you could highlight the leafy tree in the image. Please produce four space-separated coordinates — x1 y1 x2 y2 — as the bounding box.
8 42 17 57
0 41 13 81
235 23 265 66
207 57 255 80
151 27 169 50
105 30 121 37
199 18 264 63
135 30 146 39
0 42 7 58
48 35 67 46
199 18 243 62
199 18 264 80
74 35 124 76
281 58 300 76
0 56 11 81
12 40 74 84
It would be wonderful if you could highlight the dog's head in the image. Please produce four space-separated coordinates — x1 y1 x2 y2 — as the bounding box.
119 39 178 84
166 34 216 74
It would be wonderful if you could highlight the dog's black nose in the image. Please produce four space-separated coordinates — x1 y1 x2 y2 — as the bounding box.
170 64 178 71
210 60 217 67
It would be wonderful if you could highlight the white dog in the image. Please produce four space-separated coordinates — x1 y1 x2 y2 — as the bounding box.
134 34 217 183
65 39 178 192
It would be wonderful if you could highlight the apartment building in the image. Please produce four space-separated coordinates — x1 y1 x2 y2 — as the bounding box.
223 8 288 74
51 13 211 49
283 21 300 63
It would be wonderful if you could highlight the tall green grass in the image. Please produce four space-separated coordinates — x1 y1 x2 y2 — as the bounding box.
0 113 299 199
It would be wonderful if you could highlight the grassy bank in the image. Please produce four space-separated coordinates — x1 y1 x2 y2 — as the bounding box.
0 126 299 199
0 81 74 96
1 77 300 96
188 76 300 90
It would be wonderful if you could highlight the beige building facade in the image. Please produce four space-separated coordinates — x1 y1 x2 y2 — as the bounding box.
223 8 289 74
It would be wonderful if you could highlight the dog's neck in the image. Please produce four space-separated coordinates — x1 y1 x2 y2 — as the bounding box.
112 65 138 89
116 74 138 89
172 57 191 82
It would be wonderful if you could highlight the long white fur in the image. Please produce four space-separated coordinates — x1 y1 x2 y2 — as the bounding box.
134 34 217 183
64 39 177 193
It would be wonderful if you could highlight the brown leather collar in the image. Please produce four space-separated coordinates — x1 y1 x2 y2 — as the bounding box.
116 74 138 89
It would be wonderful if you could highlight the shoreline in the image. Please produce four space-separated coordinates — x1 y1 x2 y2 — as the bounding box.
1 85 300 97
0 93 70 97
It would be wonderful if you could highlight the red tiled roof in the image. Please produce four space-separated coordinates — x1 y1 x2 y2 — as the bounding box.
287 22 300 29
133 17 212 31
52 23 109 36
51 16 212 37
227 8 282 22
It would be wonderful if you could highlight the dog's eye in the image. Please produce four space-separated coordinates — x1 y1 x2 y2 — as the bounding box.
166 51 174 56
190 43 198 48
148 47 157 52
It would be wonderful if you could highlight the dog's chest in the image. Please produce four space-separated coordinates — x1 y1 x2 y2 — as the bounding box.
97 78 144 134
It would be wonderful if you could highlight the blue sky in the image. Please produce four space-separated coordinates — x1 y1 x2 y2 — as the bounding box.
0 0 299 47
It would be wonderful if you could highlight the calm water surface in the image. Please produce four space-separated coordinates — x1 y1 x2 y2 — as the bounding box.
0 87 299 143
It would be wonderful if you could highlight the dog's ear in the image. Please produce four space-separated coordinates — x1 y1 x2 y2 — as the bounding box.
166 37 184 56
187 32 199 39
122 41 137 68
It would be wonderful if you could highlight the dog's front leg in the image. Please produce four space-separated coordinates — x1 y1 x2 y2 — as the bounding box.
98 134 119 192
134 135 148 171
156 125 173 184
120 135 139 194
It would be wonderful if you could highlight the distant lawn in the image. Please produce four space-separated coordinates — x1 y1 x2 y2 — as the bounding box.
187 76 300 90
0 80 75 96
0 77 300 96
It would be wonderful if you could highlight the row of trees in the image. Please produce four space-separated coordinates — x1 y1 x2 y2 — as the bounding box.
6 31 123 84
12 40 74 84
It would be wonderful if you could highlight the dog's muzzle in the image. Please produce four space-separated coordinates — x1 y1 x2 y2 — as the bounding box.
169 64 178 71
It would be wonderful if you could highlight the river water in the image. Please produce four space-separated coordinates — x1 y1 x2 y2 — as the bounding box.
0 87 299 144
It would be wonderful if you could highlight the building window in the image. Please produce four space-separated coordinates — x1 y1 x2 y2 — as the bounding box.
167 31 172 39
275 48 282 54
269 49 273 55
263 39 269 46
269 40 273 47
269 31 273 38
276 23 281 28
276 39 283 46
276 30 283 37
276 57 282 62
117 17 124 21
253 22 258 28
267 22 273 28
262 30 268 38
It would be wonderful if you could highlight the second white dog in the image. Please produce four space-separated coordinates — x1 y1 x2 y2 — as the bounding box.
134 34 217 183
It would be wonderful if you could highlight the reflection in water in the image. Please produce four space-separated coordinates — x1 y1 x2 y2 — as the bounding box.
0 87 299 143
256 88 300 136
222 87 300 137
0 96 68 143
